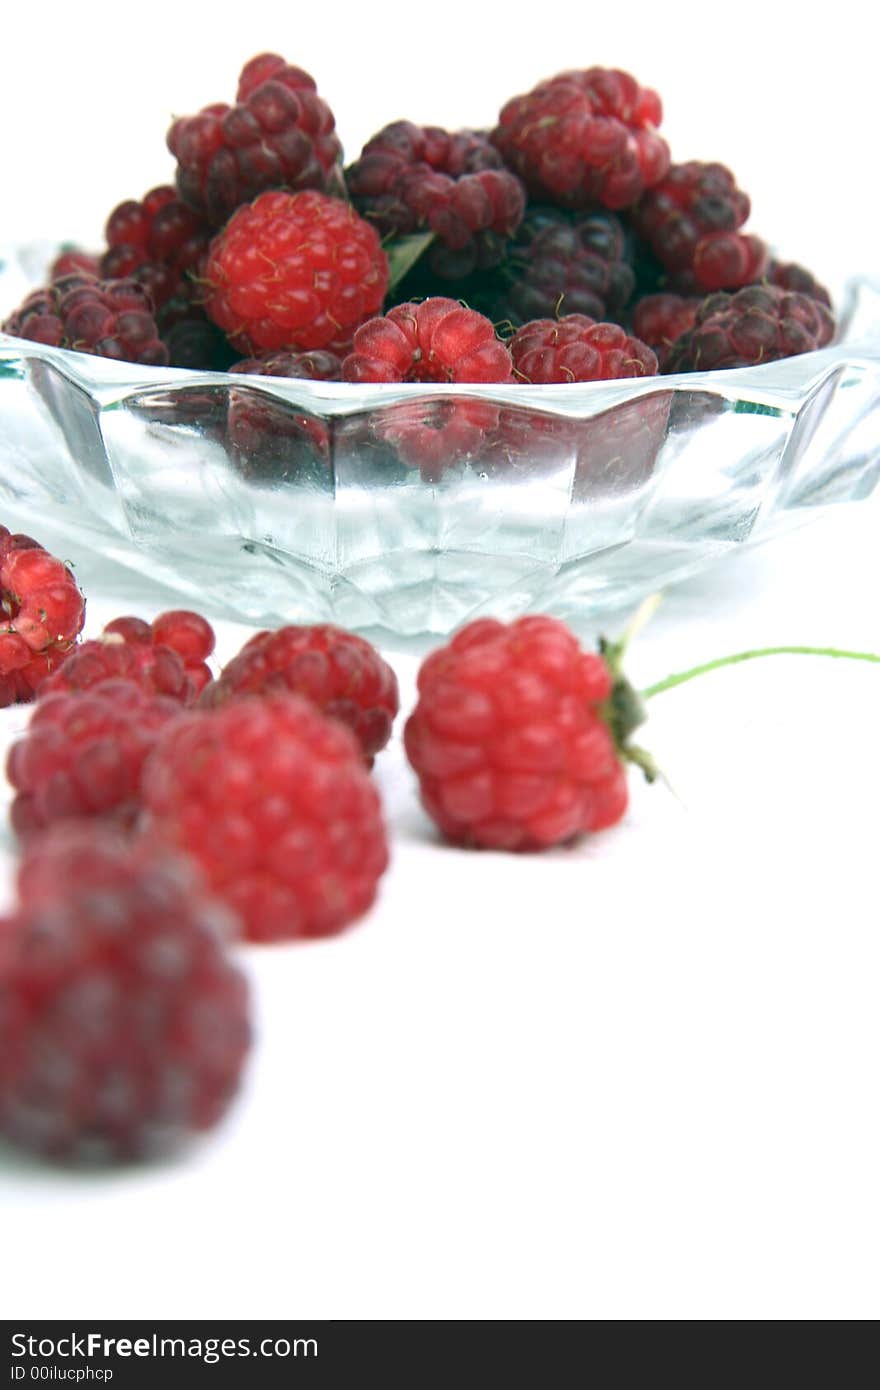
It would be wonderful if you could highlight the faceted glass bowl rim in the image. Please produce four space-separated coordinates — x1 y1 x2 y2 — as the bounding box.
1 275 878 418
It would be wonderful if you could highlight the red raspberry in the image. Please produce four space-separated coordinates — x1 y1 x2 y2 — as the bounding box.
665 284 835 372
101 616 152 643
148 610 215 696
100 187 213 322
632 162 767 292
2 273 169 366
347 122 525 275
151 609 214 663
142 694 389 943
50 249 100 279
43 609 214 702
632 293 701 368
204 190 388 356
0 530 85 707
344 298 512 385
103 187 211 278
492 68 670 211
6 679 181 835
492 205 636 326
509 315 658 383
766 259 832 308
343 298 513 477
230 349 342 381
167 53 342 227
405 615 646 850
202 625 399 762
40 637 193 704
0 825 250 1163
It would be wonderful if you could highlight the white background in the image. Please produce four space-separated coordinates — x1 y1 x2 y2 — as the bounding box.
1 0 879 1321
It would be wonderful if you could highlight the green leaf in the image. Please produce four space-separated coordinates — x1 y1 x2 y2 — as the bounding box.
384 232 435 291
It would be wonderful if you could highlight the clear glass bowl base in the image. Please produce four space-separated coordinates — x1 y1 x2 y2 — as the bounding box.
1 251 879 636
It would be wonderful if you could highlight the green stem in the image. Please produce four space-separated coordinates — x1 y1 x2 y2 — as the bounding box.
643 645 880 700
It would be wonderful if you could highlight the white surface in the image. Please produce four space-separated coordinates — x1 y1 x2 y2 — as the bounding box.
0 499 878 1321
2 3 880 1322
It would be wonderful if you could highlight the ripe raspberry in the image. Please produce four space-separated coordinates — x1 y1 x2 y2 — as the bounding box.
39 637 191 703
0 531 85 708
405 615 651 849
343 298 512 477
490 205 635 326
50 249 100 279
44 610 214 701
665 284 836 372
101 616 152 643
347 122 525 275
344 298 512 385
492 68 670 211
230 349 342 381
6 679 181 835
101 187 212 311
0 825 250 1163
150 610 215 667
142 694 389 943
202 625 399 762
766 259 832 308
204 190 388 356
167 53 342 227
2 273 169 366
510 315 657 384
632 162 767 292
632 293 701 368
148 610 214 696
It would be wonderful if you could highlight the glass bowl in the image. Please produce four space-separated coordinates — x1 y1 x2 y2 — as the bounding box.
1 246 878 636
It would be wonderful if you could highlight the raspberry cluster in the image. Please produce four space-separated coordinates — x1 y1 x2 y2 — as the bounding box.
631 161 767 292
346 122 526 276
0 527 85 707
143 694 389 943
101 186 212 306
632 293 701 368
7 680 180 834
2 274 168 365
230 350 342 381
0 524 408 1162
343 298 512 385
492 68 670 210
168 52 342 226
42 609 214 703
203 624 399 762
343 299 513 476
665 284 835 372
0 827 250 1163
510 315 658 384
491 206 636 326
1 55 835 385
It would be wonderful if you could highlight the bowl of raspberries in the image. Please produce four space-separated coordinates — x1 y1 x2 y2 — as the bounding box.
0 55 878 635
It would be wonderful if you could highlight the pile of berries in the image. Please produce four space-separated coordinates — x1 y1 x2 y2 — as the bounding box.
2 54 833 405
0 58 855 1178
0 515 655 1167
